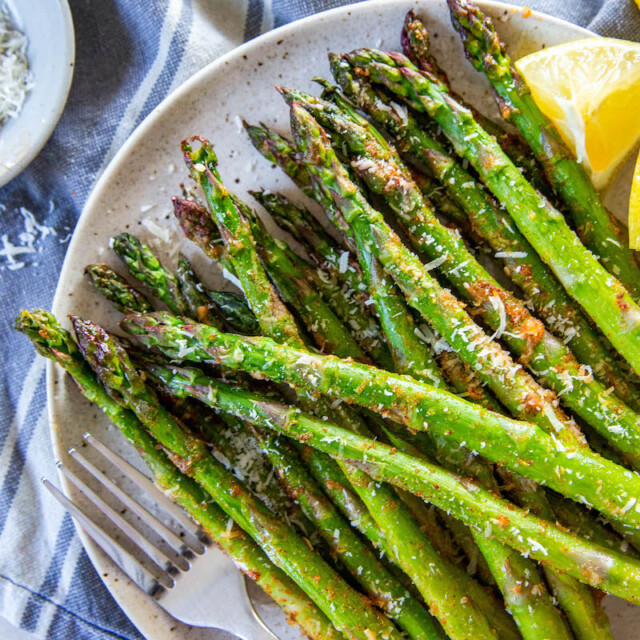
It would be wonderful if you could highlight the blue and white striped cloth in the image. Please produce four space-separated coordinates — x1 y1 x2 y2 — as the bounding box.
0 1 638 638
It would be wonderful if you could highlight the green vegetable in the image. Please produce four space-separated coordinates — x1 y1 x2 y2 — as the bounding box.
122 311 640 545
84 264 153 314
72 315 406 640
13 310 343 640
447 0 640 300
290 82 640 471
111 233 187 315
129 357 640 605
180 137 515 640
344 48 640 375
329 54 640 412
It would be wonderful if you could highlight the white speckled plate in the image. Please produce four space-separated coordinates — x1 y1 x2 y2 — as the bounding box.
49 1 639 638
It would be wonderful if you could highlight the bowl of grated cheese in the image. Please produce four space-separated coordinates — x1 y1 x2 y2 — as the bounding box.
0 0 74 187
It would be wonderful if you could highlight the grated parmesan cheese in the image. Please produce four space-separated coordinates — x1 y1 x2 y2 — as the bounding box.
389 101 408 125
338 250 349 274
141 218 170 243
222 267 244 291
487 295 507 342
0 203 59 271
423 254 447 271
0 7 32 124
495 251 528 259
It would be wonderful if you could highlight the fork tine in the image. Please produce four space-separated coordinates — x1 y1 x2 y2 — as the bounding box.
57 461 189 573
84 433 206 550
43 477 172 593
68 447 198 557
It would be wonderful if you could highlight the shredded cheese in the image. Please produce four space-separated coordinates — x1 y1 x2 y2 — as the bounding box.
495 251 528 259
338 250 350 273
0 7 32 123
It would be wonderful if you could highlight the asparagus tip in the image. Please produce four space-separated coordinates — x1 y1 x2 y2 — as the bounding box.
181 135 218 176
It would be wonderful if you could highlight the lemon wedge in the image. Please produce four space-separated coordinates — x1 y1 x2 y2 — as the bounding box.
516 37 640 190
630 149 640 250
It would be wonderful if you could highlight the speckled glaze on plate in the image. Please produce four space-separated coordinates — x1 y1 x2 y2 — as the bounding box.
49 1 639 638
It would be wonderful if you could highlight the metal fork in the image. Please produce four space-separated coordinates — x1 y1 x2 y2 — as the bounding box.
43 432 279 639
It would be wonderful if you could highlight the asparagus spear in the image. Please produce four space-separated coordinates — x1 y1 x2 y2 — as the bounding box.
182 140 303 346
72 316 407 640
250 190 394 369
244 127 501 412
249 196 418 373
135 359 640 604
169 333 438 628
244 121 313 191
111 233 188 315
130 254 353 560
345 49 640 375
13 310 343 640
302 444 477 599
243 118 492 483
258 105 602 638
174 193 404 558
147 364 443 640
383 352 610 638
244 110 609 472
447 0 640 300
232 197 368 360
174 253 222 327
544 490 637 557
400 9 555 201
380 425 589 640
122 311 640 545
181 138 515 640
329 55 640 408
117 194 480 620
205 290 259 335
85 264 153 314
296 83 640 467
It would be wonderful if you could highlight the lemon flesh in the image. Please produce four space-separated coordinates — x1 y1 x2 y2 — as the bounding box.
516 37 640 190
630 149 640 250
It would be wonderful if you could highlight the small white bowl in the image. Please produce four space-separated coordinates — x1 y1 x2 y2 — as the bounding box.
0 0 74 187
